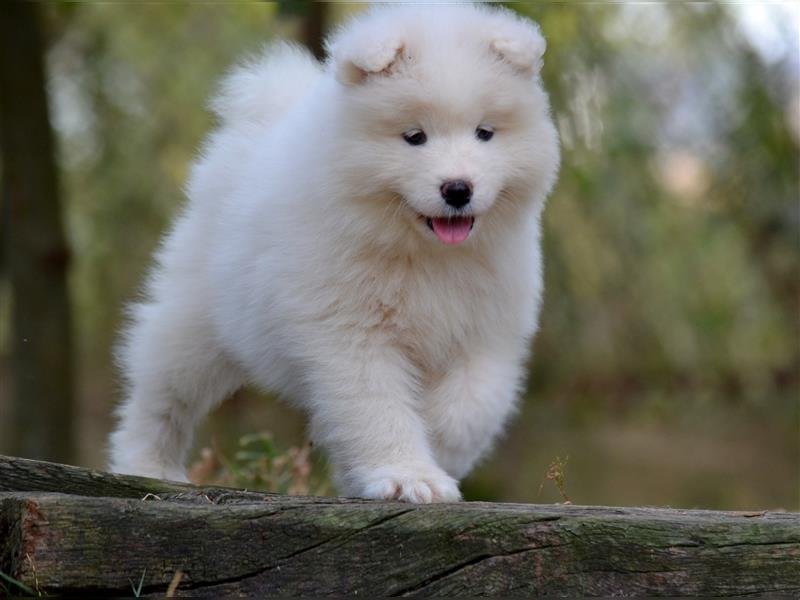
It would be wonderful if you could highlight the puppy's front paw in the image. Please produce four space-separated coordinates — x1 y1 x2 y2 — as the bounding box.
354 463 462 503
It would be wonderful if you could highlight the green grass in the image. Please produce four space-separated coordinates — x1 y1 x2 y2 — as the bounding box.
129 569 146 598
0 570 36 596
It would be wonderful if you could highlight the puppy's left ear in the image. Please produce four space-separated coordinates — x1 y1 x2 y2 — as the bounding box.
489 16 547 75
327 24 404 86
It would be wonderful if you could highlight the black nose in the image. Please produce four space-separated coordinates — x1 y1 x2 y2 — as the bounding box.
440 179 472 208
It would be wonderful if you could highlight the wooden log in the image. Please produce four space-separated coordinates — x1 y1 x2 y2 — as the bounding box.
1 455 798 597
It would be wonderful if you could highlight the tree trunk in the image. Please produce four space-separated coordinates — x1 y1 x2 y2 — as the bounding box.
1 455 798 597
0 2 75 462
300 1 327 61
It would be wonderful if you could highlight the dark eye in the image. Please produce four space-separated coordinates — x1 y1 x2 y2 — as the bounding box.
476 126 494 142
403 129 427 146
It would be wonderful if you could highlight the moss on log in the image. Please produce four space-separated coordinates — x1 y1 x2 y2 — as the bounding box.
1 455 798 597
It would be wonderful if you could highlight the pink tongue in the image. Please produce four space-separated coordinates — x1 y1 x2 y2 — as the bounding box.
431 217 473 244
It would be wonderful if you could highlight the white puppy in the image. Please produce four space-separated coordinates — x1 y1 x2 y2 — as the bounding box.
109 4 560 503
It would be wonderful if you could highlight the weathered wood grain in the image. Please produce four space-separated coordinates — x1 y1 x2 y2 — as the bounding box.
1 455 798 597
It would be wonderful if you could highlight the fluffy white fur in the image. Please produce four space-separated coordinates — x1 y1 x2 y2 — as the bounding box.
109 4 560 503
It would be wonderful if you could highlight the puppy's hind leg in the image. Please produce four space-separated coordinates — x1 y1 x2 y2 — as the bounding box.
109 300 243 482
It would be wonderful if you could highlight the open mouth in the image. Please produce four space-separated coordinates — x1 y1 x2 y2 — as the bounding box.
424 216 476 245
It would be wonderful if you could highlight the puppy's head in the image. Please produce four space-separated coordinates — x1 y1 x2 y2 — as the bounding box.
326 5 560 246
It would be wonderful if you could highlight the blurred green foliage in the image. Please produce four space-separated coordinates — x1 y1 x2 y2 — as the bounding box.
0 2 796 509
189 431 326 496
520 3 798 409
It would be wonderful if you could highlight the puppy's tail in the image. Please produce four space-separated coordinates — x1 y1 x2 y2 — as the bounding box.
210 42 322 128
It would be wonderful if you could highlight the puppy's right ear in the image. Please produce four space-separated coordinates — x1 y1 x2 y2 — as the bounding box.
326 21 404 85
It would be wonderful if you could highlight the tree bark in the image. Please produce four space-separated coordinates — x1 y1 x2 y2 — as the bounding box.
300 1 327 61
0 2 75 463
1 455 798 597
